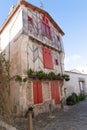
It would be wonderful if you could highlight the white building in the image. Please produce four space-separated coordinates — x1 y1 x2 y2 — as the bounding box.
65 70 87 97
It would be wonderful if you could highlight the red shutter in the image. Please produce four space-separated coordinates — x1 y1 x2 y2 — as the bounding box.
33 82 38 104
51 81 60 104
28 16 33 25
55 59 59 65
41 16 52 39
51 82 55 100
33 82 43 104
43 47 53 69
42 16 48 25
37 82 43 103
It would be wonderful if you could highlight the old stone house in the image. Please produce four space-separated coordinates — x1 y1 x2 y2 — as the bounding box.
0 0 65 116
64 70 87 98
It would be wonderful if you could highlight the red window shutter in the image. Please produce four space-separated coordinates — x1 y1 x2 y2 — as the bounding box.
42 16 48 24
37 82 43 103
43 47 53 69
51 82 60 104
57 35 61 48
55 59 59 65
41 16 52 39
33 82 38 104
28 16 33 25
54 82 60 104
33 82 43 104
57 35 60 42
41 23 46 35
51 82 55 100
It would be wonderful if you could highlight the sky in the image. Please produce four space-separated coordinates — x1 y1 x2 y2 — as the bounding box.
0 0 87 73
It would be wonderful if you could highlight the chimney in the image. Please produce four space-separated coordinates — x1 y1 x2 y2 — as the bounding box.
18 0 25 4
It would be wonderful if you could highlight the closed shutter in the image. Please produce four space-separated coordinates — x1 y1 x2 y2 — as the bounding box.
33 82 43 104
33 82 38 104
28 16 33 25
37 82 43 103
51 81 60 104
43 47 53 69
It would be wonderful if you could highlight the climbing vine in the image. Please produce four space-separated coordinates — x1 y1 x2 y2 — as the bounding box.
0 52 11 113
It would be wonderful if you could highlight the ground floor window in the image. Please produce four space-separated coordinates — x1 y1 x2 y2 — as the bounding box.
33 81 43 104
51 81 60 104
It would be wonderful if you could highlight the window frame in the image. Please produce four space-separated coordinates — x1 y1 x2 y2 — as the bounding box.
55 59 59 65
28 16 33 25
42 47 53 69
33 81 43 104
41 16 52 39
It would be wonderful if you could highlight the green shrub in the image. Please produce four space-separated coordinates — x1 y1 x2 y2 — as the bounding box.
78 93 85 101
47 72 56 80
66 92 79 105
36 71 47 79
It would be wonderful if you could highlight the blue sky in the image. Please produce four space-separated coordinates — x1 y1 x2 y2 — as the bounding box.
0 0 87 73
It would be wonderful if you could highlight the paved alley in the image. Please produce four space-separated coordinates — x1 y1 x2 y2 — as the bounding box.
33 99 87 130
1 99 87 130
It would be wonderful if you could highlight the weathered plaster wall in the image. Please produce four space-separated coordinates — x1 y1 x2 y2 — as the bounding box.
64 71 87 97
1 7 23 51
22 6 64 53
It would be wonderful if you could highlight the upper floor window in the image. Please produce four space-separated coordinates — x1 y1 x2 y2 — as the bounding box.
41 16 52 39
28 16 33 25
57 35 60 42
55 59 59 65
57 35 61 48
42 47 53 69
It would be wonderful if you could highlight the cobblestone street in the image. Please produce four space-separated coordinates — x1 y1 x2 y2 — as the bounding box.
1 99 87 130
33 99 87 130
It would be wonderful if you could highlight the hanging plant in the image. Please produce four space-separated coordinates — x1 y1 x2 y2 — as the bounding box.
36 71 47 79
56 73 63 80
27 69 34 78
23 77 28 82
62 74 70 81
15 75 22 82
47 72 56 80
27 69 70 81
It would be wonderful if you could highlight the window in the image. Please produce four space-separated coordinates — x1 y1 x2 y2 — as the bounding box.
57 35 61 47
28 16 33 25
79 81 85 94
41 16 52 39
51 81 60 104
57 35 60 42
43 47 53 69
33 82 43 104
55 59 59 65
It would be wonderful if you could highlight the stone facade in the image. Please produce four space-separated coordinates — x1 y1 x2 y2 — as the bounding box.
0 1 65 116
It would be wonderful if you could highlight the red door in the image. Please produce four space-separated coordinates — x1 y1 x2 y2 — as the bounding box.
51 81 60 104
33 81 43 104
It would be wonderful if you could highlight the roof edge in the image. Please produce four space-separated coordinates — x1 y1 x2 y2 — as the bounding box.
0 3 20 34
65 70 87 75
0 0 65 36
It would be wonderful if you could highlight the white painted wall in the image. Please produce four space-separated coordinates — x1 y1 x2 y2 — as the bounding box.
1 7 23 50
64 71 87 97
